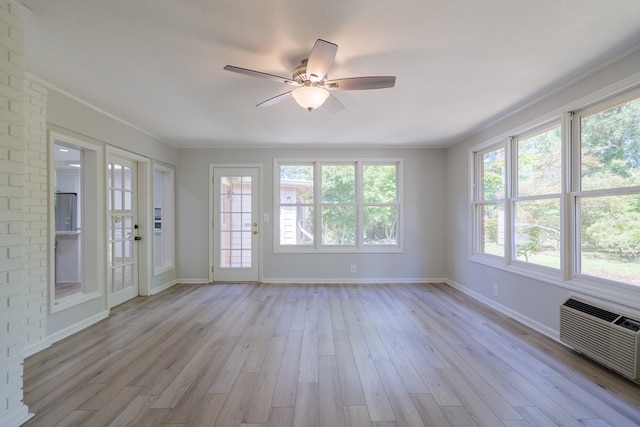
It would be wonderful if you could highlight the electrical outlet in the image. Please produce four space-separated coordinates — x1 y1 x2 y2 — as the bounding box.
492 283 499 297
350 264 357 273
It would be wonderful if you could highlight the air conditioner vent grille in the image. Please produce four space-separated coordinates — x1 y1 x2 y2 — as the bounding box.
562 298 619 322
560 298 639 381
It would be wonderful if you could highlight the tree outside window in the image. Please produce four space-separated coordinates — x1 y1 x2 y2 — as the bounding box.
577 94 640 285
277 160 401 251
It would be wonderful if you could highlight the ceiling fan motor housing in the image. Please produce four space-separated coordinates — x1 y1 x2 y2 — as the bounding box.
293 59 324 84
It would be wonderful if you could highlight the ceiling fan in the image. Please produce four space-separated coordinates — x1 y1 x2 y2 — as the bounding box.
223 39 396 112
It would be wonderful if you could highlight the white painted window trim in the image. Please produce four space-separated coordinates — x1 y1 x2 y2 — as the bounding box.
468 78 640 309
152 162 175 276
48 131 105 313
274 158 403 254
509 119 563 274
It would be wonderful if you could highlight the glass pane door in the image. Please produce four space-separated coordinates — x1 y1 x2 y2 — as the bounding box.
108 156 139 306
212 167 260 282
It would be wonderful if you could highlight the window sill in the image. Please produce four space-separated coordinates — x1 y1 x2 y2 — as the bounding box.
50 291 102 314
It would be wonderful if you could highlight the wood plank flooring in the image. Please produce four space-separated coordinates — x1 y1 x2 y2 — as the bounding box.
23 283 640 426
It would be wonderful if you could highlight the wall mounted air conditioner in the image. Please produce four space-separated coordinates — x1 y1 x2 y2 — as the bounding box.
560 297 640 381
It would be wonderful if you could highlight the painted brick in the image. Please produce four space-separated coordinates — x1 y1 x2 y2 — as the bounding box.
7 146 22 161
1 0 29 422
7 97 20 111
7 221 22 234
7 195 21 210
7 245 20 258
22 74 48 353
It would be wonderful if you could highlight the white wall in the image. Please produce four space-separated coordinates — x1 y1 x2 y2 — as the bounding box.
444 47 640 338
177 147 447 283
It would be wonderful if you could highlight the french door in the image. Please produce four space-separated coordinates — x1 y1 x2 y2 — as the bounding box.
211 166 261 282
107 155 140 307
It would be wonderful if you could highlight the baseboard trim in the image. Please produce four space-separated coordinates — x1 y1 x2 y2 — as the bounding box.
260 277 446 285
150 279 179 295
46 310 110 346
4 404 32 427
177 278 211 284
444 279 559 341
23 338 52 359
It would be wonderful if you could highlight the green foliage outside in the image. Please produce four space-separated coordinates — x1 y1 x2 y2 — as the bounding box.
363 165 397 244
479 96 640 285
580 97 640 284
321 165 356 244
514 127 562 267
280 163 398 246
480 148 505 253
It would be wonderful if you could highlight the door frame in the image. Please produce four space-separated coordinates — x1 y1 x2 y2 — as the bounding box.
209 163 263 282
106 146 151 305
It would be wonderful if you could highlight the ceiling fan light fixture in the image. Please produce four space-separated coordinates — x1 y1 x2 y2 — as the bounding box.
291 86 329 111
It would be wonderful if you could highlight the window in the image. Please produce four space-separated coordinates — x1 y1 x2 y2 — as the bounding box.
574 93 640 285
321 163 356 245
473 145 506 257
362 164 398 245
472 87 640 288
50 132 103 310
279 164 314 245
153 163 175 274
276 159 401 252
513 124 562 269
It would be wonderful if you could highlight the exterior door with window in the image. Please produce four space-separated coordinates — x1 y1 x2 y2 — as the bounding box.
211 166 260 282
107 156 140 307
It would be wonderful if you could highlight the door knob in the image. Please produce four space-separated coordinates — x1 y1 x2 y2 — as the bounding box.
252 230 258 235
134 236 142 241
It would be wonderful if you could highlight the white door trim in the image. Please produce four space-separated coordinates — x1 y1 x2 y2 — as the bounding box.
209 163 263 282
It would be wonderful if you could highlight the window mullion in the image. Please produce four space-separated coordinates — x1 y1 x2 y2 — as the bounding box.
562 112 573 281
314 161 321 250
356 161 362 248
505 136 514 264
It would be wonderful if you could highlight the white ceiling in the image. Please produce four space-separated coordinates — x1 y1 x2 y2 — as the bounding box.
22 0 640 148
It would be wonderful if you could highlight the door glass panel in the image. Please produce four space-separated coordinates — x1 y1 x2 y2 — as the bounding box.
219 175 252 269
108 160 137 298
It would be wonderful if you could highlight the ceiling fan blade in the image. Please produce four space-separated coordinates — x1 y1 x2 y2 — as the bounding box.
306 39 338 82
223 65 299 86
256 91 292 108
325 76 396 90
323 94 345 113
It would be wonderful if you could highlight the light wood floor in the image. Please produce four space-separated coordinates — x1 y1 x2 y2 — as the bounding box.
24 282 640 426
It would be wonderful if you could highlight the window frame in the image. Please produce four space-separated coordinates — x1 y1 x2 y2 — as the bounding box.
570 89 640 287
471 143 507 262
49 131 104 313
274 158 403 253
152 162 175 275
471 84 640 291
510 121 563 273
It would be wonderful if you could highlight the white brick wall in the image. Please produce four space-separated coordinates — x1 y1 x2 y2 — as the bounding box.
0 0 31 425
23 77 47 350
